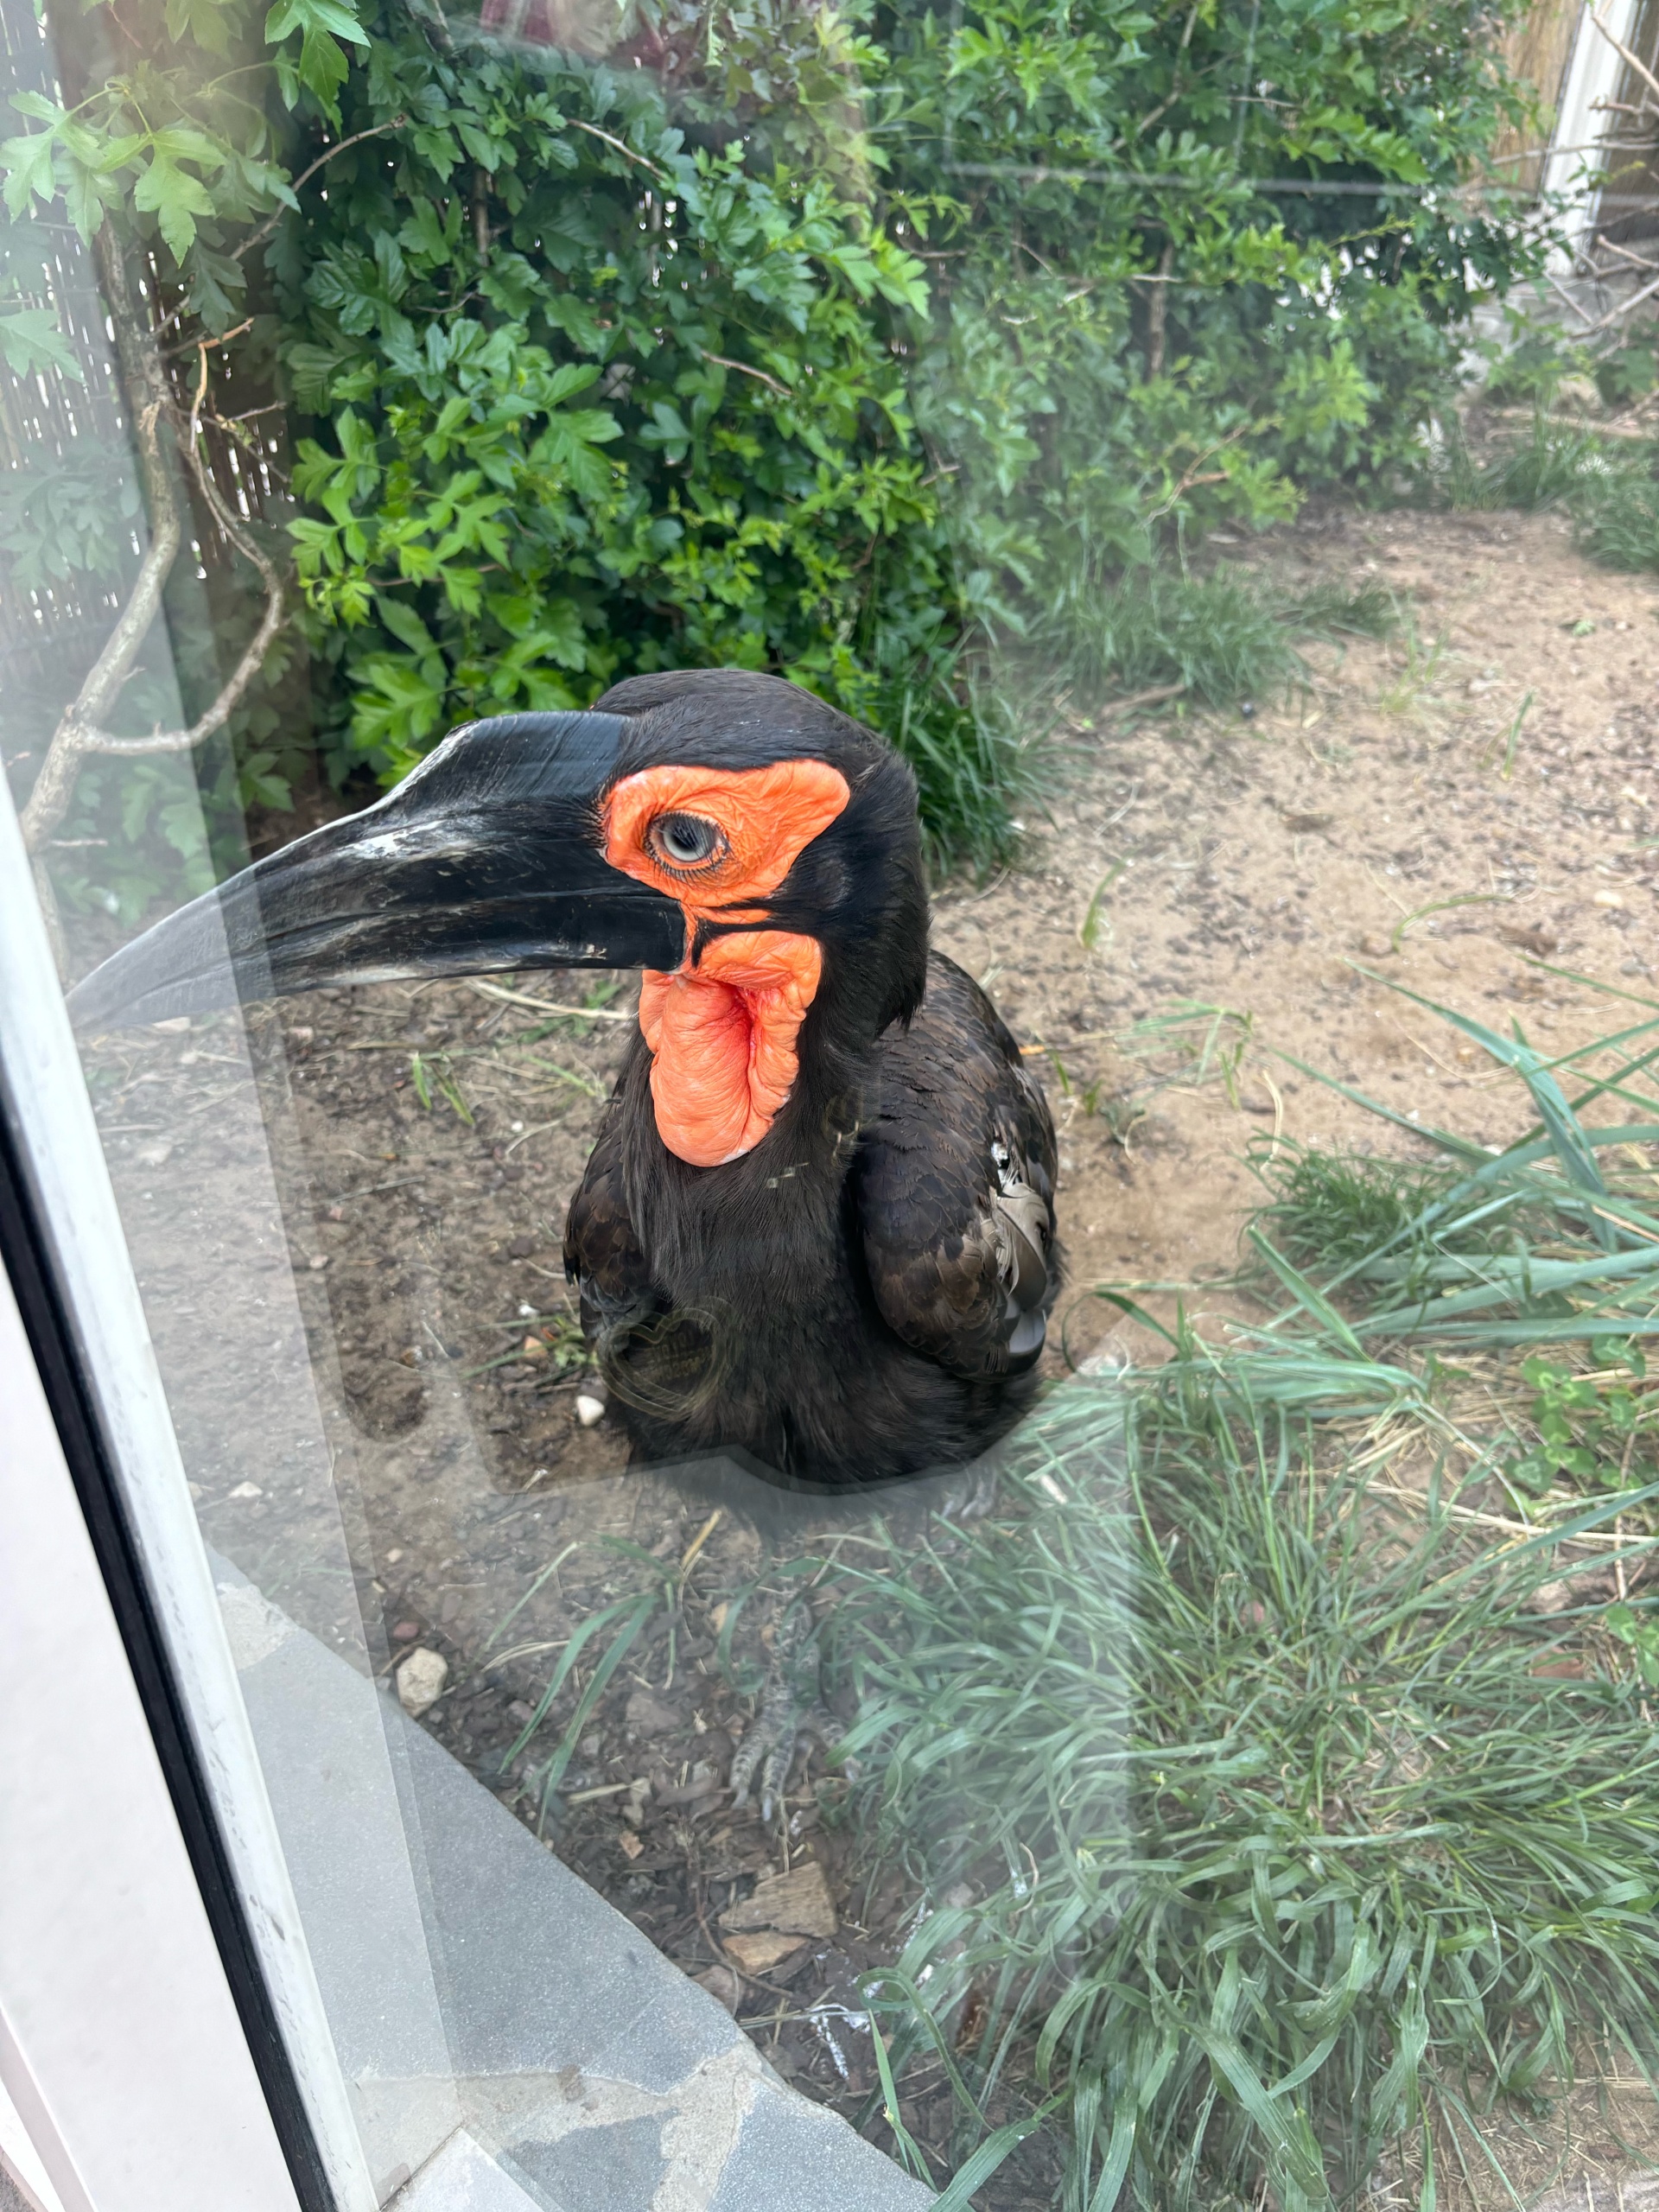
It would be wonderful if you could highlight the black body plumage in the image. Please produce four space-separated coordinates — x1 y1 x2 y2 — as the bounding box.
565 671 1060 1488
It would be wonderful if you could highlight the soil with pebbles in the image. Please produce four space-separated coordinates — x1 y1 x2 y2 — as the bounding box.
78 500 1659 2202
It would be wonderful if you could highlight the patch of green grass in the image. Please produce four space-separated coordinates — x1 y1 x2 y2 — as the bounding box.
1571 449 1659 573
1423 401 1659 579
1057 564 1309 716
1283 578 1402 641
1255 969 1659 1359
1432 410 1611 514
799 981 1659 2211
826 1379 1659 2212
872 649 1054 878
1019 563 1399 737
1248 1141 1467 1277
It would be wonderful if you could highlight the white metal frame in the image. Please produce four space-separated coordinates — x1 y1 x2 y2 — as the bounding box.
0 781 376 2212
0 1207 296 2211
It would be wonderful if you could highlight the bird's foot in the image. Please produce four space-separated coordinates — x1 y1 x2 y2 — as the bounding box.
939 1462 999 1523
729 1601 846 1826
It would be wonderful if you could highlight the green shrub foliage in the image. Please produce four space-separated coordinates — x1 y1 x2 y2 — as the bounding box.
5 0 1544 878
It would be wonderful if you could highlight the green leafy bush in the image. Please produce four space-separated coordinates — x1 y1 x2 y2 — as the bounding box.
4 0 1548 891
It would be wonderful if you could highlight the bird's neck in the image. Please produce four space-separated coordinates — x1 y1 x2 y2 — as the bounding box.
620 1022 874 1323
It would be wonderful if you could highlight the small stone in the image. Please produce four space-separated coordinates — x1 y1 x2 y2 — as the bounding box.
575 1393 606 1427
289 1026 315 1043
506 1234 535 1258
391 1619 421 1642
721 1929 805 1975
522 1335 549 1359
134 1141 173 1168
396 1648 448 1717
1594 890 1625 908
720 1860 836 1939
624 1689 680 1738
385 1548 404 1564
226 1481 263 1500
617 1827 644 1861
695 1964 742 2014
308 1254 330 1270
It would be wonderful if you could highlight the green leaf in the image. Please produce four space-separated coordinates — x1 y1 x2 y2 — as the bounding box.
0 306 82 381
164 0 240 54
264 0 368 44
374 594 442 661
1 128 59 216
132 152 214 262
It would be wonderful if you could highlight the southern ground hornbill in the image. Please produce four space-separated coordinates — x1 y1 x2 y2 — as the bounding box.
71 670 1059 1490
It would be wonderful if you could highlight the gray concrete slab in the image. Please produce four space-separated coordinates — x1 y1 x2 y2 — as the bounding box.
213 1560 933 2212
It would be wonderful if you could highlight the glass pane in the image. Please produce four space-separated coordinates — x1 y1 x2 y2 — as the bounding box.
5 0 1659 2200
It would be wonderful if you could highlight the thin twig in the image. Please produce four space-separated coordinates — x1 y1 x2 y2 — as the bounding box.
233 117 409 262
1103 680 1189 717
699 350 791 397
1590 0 1659 113
468 979 635 1022
565 115 669 180
1583 269 1659 334
21 228 283 937
1545 270 1598 327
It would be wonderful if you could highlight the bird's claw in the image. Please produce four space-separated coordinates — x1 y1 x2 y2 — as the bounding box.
729 1601 840 1826
940 1464 999 1522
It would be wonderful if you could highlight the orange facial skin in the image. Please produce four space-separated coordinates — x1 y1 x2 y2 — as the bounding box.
602 760 851 1167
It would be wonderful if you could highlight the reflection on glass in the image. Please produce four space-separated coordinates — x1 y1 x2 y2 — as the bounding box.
5 0 1659 2198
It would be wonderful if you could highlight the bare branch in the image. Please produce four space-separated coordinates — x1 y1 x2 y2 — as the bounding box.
22 225 183 868
1582 267 1659 332
1589 1 1659 114
21 227 285 955
565 116 670 181
232 115 409 264
1593 232 1659 274
698 349 793 397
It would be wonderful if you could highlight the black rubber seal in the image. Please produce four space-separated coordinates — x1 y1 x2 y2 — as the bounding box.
0 1085 338 2211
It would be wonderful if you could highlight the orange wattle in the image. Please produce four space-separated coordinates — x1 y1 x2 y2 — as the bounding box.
602 760 849 1167
637 932 823 1167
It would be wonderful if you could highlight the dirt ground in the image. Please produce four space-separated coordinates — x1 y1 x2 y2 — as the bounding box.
82 501 1659 2202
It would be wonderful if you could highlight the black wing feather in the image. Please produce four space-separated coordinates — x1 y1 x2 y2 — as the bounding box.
855 952 1058 1377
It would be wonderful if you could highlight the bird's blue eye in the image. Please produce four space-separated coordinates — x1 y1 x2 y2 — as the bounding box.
648 812 723 868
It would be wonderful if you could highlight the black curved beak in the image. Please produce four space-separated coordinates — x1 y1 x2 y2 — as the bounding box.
67 711 686 1030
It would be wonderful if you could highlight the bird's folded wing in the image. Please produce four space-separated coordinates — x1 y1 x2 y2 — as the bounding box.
855 955 1058 1378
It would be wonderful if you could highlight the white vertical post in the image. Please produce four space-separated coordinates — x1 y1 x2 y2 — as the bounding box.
1543 0 1643 244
